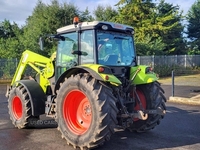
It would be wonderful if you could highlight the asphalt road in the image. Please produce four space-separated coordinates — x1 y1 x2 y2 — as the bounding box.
0 84 200 150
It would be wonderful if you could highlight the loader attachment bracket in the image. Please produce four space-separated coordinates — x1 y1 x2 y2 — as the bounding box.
121 110 148 120
144 107 166 115
120 107 166 120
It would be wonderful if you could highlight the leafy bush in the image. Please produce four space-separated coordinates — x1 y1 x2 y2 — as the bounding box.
154 64 200 77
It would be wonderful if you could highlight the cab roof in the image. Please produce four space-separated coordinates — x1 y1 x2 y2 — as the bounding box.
57 21 134 34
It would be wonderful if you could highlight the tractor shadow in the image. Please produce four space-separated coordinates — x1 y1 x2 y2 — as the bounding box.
96 105 200 150
28 115 58 129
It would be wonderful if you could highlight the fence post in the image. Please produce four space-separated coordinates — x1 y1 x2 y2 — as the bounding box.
152 55 154 68
185 54 187 68
137 56 140 65
175 55 177 66
172 70 174 97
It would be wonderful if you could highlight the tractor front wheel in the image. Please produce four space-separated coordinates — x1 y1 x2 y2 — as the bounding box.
56 73 118 149
8 85 37 129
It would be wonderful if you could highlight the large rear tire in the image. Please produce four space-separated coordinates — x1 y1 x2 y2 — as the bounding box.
8 85 38 129
128 81 166 132
56 73 118 149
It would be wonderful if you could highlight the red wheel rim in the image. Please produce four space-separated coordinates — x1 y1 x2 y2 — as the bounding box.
63 90 92 135
12 96 23 120
134 89 147 121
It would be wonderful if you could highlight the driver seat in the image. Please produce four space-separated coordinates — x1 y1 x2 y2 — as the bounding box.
104 54 118 65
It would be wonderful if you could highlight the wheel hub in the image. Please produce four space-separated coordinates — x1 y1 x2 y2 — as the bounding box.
84 105 91 115
63 90 92 135
12 96 23 120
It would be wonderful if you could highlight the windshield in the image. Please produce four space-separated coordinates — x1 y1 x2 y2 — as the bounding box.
97 30 135 66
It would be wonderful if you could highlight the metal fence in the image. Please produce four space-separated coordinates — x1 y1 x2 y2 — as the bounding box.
0 58 18 79
1 55 200 80
137 55 200 68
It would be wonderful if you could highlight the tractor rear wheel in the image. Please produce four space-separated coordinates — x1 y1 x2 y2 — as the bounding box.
128 81 166 132
8 85 38 129
56 73 118 149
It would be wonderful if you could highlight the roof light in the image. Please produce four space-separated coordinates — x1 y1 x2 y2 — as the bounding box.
113 24 124 29
73 17 79 25
102 25 108 30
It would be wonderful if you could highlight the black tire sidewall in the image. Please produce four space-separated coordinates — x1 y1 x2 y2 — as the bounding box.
56 77 101 145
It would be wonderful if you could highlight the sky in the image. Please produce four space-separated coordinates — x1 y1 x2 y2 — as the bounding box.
0 0 196 26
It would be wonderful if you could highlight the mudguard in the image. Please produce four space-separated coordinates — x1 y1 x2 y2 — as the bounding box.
81 64 122 84
54 64 122 94
130 65 158 85
15 80 46 116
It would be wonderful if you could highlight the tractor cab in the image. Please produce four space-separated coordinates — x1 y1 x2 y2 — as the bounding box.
55 17 136 79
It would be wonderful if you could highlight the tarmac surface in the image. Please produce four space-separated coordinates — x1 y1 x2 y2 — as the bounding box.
0 75 200 150
158 74 200 105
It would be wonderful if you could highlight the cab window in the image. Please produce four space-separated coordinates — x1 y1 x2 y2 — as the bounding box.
80 30 94 64
56 32 78 78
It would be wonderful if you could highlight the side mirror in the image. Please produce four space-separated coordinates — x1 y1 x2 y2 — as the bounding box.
39 37 44 51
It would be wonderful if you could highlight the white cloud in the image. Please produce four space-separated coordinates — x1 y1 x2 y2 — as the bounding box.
0 0 38 25
0 0 196 26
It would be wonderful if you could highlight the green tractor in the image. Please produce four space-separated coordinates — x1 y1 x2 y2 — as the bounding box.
6 17 166 150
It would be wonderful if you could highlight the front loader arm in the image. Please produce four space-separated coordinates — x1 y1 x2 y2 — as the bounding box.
11 50 54 92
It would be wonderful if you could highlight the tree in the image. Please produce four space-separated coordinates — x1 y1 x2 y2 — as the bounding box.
156 0 186 55
0 0 96 59
186 0 200 54
94 5 118 21
115 0 164 55
79 7 94 22
22 0 80 56
136 35 166 55
114 0 185 55
0 20 24 58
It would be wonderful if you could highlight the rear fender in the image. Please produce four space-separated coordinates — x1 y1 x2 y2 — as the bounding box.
15 80 46 116
54 64 121 94
130 65 158 85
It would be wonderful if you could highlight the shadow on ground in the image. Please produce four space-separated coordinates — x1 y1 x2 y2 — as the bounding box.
96 104 200 150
